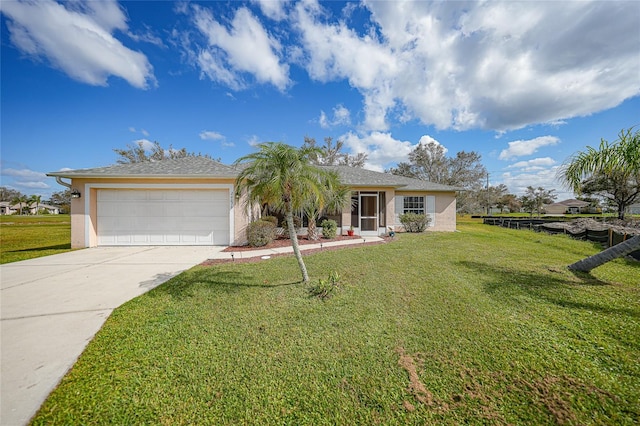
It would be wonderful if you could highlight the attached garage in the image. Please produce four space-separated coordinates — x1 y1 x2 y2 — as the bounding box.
97 189 230 246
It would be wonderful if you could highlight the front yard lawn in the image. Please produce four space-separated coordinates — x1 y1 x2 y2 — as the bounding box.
0 215 71 264
32 220 639 425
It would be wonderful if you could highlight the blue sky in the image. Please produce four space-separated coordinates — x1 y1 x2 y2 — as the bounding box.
1 0 639 200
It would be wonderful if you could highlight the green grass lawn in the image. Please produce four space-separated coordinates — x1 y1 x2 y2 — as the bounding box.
0 215 71 264
32 219 639 425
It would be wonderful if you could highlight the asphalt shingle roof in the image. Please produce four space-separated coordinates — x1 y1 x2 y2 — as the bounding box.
48 158 460 192
324 165 462 192
47 157 237 178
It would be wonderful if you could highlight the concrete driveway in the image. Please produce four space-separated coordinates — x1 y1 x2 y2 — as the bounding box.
0 246 222 426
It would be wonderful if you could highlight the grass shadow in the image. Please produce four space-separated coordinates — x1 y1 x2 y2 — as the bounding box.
8 243 71 252
151 269 301 300
458 261 640 319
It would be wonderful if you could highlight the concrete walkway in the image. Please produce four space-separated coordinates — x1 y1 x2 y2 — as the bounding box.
0 237 382 425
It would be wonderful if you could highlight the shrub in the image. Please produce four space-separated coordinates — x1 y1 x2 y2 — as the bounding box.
246 220 276 247
261 215 278 226
308 271 341 299
399 213 431 233
320 219 338 239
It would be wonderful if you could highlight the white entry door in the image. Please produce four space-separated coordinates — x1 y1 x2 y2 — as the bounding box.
97 189 229 246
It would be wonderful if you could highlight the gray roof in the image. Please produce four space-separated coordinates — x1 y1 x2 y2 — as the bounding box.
47 157 238 179
47 158 460 192
324 165 462 192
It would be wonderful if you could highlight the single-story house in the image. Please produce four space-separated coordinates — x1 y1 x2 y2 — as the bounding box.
47 157 460 248
544 199 592 215
0 201 60 215
628 202 640 215
0 201 18 215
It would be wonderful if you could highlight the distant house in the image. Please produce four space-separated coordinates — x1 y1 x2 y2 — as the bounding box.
28 203 61 215
0 201 18 215
628 202 640 215
544 199 592 215
47 157 461 248
0 202 60 215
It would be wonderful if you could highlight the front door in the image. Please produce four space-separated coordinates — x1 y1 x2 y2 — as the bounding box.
360 193 378 233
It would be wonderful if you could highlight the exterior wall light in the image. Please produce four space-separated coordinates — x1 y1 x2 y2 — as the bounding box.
71 189 81 199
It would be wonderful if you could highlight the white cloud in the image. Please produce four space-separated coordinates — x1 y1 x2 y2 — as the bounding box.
507 157 557 171
1 168 48 180
293 1 640 132
191 5 290 91
319 104 351 128
417 135 448 154
252 0 288 21
340 131 421 171
500 167 571 198
199 130 225 140
1 0 156 89
499 136 560 160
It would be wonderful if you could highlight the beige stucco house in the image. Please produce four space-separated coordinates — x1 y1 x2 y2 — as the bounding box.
47 157 460 248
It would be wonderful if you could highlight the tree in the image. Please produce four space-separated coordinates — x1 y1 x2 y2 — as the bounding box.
0 187 23 202
560 127 640 220
113 141 217 164
234 142 337 283
49 189 71 213
520 186 557 217
498 193 521 213
389 141 487 213
303 176 351 241
29 194 42 215
302 136 367 167
568 235 640 273
11 195 28 215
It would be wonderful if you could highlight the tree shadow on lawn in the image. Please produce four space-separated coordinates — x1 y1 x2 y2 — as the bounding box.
151 269 301 300
457 261 640 320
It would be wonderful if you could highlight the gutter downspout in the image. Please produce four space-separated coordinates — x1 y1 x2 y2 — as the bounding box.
55 176 72 189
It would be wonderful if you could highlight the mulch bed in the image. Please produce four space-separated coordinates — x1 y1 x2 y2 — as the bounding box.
200 234 392 266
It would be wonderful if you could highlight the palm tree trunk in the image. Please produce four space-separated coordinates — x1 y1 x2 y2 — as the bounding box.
568 235 640 273
307 215 319 240
286 210 309 283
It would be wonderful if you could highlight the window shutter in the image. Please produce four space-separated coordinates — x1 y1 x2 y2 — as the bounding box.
426 195 435 227
394 195 404 225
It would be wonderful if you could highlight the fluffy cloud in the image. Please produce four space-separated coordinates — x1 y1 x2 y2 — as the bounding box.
1 168 50 191
293 1 640 132
340 131 422 171
199 131 225 140
507 157 557 171
499 136 560 160
191 5 290 91
252 0 288 21
500 167 570 198
1 0 155 88
319 104 351 128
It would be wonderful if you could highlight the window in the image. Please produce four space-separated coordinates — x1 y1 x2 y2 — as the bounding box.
403 196 425 214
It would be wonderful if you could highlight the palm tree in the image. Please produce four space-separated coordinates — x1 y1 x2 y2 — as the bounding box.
11 195 28 215
234 142 335 283
29 194 42 215
303 170 351 241
561 127 640 271
561 127 640 220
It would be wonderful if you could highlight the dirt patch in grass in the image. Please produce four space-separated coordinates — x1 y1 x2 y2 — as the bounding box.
396 347 435 407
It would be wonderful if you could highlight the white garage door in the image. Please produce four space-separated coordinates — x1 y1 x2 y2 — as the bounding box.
97 189 229 246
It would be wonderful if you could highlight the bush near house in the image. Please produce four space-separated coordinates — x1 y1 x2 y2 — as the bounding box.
320 219 338 239
399 212 431 232
246 220 277 247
